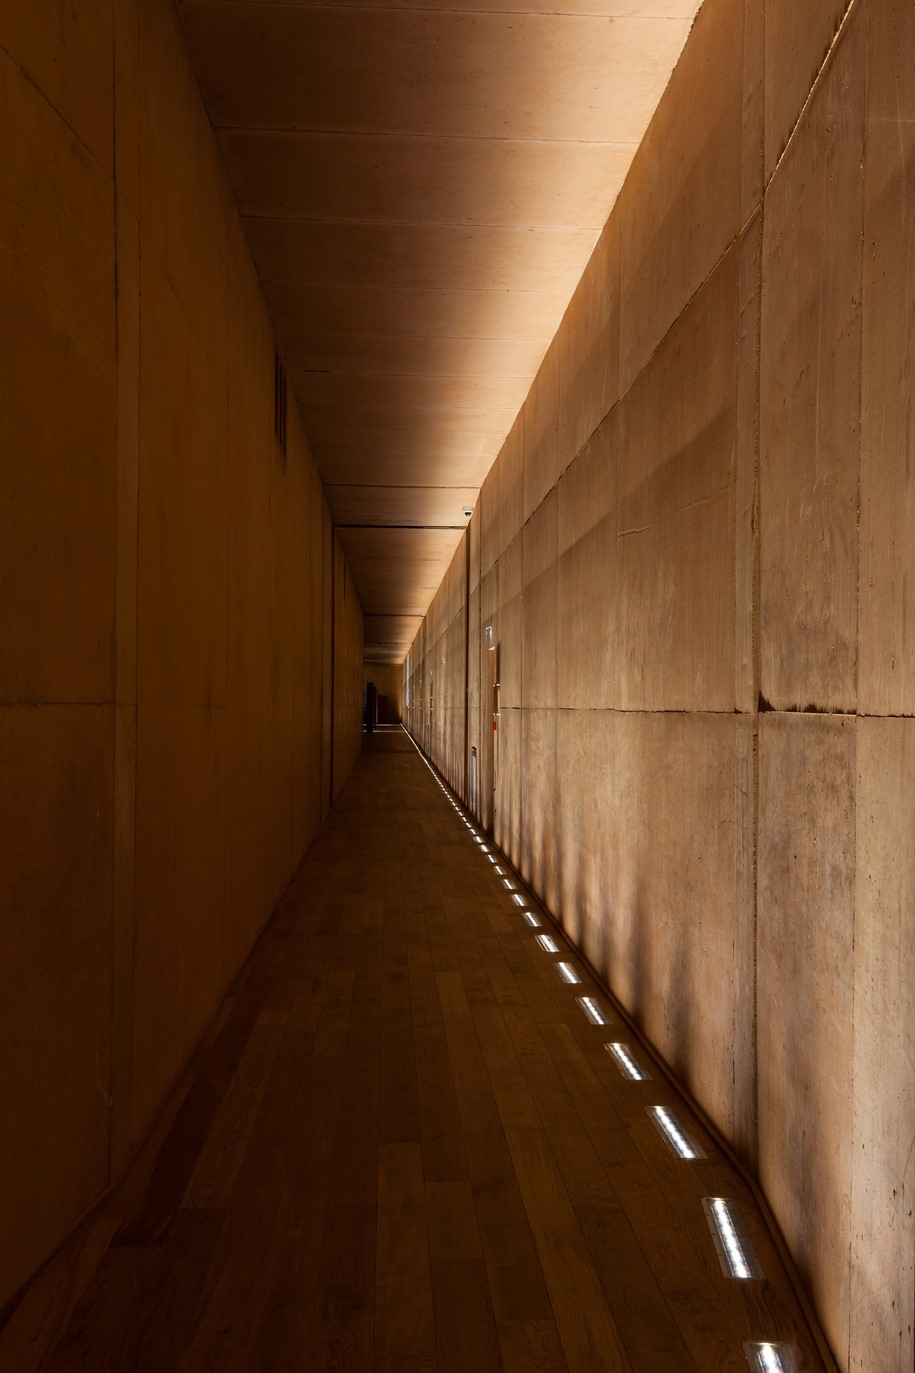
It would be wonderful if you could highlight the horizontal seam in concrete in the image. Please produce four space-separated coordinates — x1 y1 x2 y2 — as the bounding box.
0 40 105 172
0 701 116 710
337 523 469 530
185 1 695 19
764 0 861 193
294 368 534 379
242 212 609 231
278 283 580 298
461 704 915 720
215 123 641 150
330 483 479 490
246 214 600 237
275 333 557 346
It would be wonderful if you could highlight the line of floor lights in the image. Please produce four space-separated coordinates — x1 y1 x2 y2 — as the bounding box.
417 745 796 1372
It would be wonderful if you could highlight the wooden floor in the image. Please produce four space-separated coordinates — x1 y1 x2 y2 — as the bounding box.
1 728 829 1373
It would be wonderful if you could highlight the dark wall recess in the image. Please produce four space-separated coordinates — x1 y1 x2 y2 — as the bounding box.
274 352 287 455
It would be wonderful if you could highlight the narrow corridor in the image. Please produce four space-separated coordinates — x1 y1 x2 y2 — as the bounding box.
1 730 828 1372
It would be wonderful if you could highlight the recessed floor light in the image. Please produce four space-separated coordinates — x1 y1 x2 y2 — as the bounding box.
743 1343 797 1373
577 997 610 1026
493 865 505 875
480 846 489 854
511 894 526 907
556 962 581 984
702 1198 763 1280
647 1106 706 1159
536 933 560 953
487 855 497 864
605 1042 650 1081
522 911 541 927
502 878 515 890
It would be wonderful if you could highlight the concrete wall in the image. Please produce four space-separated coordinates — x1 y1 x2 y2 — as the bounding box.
405 3 914 1369
0 0 362 1307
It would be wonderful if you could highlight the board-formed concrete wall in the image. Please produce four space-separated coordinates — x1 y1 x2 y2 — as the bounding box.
406 3 914 1369
0 0 362 1307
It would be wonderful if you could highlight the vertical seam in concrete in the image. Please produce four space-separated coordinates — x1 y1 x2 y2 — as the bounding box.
267 420 274 915
128 0 142 1165
220 236 229 992
750 185 763 1173
290 424 298 871
846 5 869 1365
847 720 859 1373
462 539 467 804
853 1 867 723
329 527 336 808
108 15 119 1193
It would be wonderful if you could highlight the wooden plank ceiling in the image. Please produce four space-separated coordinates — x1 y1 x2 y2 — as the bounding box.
177 0 701 663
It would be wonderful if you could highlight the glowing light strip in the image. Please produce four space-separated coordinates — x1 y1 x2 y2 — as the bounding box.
523 911 541 927
577 997 610 1026
556 962 581 984
511 894 526 907
647 1106 706 1160
703 1198 763 1280
743 1343 797 1373
605 1042 650 1081
494 865 505 875
502 878 515 891
536 934 559 954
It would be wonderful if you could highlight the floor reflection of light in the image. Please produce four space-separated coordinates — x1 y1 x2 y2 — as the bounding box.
743 1344 797 1373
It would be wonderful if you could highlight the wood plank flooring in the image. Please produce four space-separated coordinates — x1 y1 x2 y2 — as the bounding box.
0 727 831 1372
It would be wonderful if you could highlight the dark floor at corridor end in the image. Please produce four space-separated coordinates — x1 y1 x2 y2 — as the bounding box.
1 728 829 1373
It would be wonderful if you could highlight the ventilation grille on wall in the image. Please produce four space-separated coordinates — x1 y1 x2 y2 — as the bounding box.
274 352 287 455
